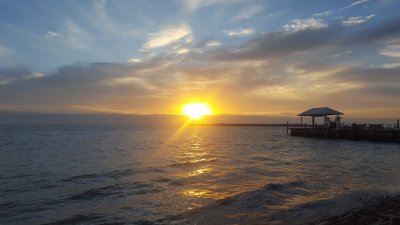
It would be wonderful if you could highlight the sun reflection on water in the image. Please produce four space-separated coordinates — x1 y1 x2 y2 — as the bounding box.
183 189 212 198
185 167 213 177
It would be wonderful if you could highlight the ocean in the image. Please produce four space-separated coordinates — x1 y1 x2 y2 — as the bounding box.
1 125 400 225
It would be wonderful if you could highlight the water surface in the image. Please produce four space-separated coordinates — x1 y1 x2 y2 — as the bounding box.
1 125 400 224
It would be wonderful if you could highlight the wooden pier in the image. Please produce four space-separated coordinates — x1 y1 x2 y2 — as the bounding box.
289 126 400 143
289 107 400 143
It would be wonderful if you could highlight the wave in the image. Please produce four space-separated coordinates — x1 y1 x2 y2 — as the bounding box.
61 167 166 183
0 202 19 211
266 189 400 225
158 184 400 225
250 156 273 161
209 181 308 210
167 158 217 168
155 181 309 225
66 185 118 201
66 182 164 202
41 213 106 225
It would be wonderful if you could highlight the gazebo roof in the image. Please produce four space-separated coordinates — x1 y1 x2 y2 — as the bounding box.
298 107 343 117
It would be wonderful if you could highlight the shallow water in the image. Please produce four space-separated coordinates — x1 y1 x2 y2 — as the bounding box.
1 125 400 224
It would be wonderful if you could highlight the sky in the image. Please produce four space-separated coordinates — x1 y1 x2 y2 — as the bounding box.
0 0 400 119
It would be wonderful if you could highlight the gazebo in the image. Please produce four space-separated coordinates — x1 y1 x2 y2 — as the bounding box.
298 107 343 127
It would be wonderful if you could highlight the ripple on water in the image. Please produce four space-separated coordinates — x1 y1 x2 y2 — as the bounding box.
61 168 166 183
41 213 106 225
65 182 164 202
167 158 217 168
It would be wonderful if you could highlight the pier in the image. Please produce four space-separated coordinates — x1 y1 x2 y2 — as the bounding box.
288 107 400 143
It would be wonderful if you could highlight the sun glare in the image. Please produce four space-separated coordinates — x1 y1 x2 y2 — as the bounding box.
182 103 212 120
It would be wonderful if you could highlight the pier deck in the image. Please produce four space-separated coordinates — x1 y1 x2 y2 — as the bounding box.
290 127 400 143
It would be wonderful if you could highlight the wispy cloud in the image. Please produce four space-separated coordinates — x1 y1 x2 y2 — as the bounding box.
206 40 222 47
233 5 263 21
223 28 255 37
313 10 333 17
85 0 143 38
45 31 63 40
183 0 244 11
380 45 400 57
344 0 368 9
64 20 92 49
0 67 43 84
283 18 328 33
342 14 376 26
184 0 216 11
143 23 192 49
0 45 12 57
332 50 353 57
93 0 108 11
380 62 400 68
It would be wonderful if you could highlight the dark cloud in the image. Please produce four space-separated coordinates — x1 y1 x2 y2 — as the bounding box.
210 27 338 61
368 85 400 97
332 67 400 84
344 16 400 44
208 16 400 62
0 67 32 83
0 63 150 105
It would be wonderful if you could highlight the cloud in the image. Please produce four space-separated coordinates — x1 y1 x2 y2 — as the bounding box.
215 27 336 61
331 50 353 57
0 67 41 84
333 66 400 84
64 19 92 49
313 10 333 17
0 45 14 66
343 17 400 44
143 23 192 50
0 45 12 57
128 58 143 63
184 0 216 11
342 14 376 26
233 5 263 21
380 45 400 57
206 40 222 47
45 31 63 40
344 0 368 9
223 28 255 37
183 0 244 11
93 0 107 11
380 62 400 68
283 18 328 33
85 0 143 39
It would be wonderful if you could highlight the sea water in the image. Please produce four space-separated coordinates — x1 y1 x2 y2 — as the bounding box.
1 125 400 224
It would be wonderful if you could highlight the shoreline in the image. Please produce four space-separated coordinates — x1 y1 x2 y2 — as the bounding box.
190 123 303 127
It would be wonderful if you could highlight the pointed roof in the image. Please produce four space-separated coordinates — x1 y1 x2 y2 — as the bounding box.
298 107 343 117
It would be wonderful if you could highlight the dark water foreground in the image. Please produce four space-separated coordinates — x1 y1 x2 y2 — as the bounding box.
1 125 400 225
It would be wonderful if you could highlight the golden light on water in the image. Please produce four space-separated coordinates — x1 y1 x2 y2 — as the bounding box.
185 167 213 178
183 189 211 198
182 103 213 120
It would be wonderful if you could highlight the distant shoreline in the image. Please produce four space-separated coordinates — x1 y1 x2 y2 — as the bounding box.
190 123 303 127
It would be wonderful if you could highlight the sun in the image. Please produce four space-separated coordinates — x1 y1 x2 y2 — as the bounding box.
182 103 213 120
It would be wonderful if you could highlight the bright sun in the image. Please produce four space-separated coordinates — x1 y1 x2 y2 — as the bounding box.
182 103 212 120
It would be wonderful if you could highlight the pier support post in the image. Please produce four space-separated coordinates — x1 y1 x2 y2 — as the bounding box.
397 119 399 130
287 121 289 134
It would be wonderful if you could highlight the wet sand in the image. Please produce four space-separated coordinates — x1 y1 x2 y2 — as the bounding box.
309 195 400 225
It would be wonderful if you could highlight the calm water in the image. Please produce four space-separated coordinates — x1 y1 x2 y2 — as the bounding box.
1 125 400 224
